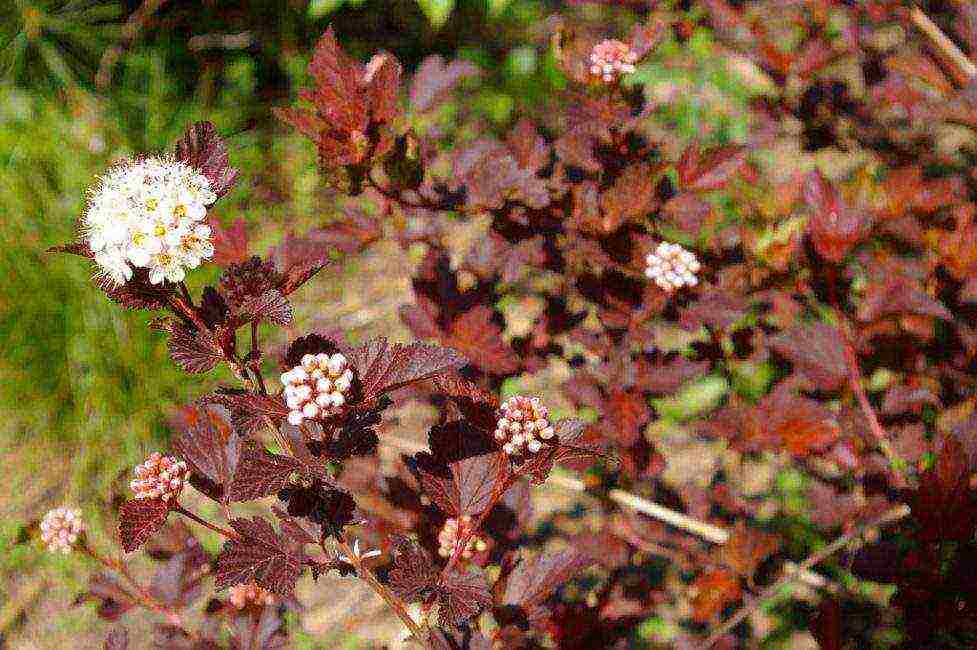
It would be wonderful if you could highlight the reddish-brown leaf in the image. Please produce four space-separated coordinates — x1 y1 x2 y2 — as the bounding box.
164 322 224 374
345 337 467 402
229 445 300 502
599 163 659 233
209 218 249 267
503 549 594 610
172 406 240 503
446 307 519 374
770 322 847 391
388 535 439 602
119 498 170 553
215 517 302 596
438 568 492 627
691 569 742 623
174 121 239 198
803 170 868 263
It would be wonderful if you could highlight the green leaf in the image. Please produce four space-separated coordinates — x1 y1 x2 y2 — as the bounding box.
487 0 513 18
652 374 729 422
417 0 454 29
308 0 346 18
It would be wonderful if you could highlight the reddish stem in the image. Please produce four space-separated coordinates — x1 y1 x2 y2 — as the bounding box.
174 505 241 540
81 542 192 634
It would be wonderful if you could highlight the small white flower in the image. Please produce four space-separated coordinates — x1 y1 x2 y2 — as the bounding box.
282 352 354 425
40 507 83 554
589 39 638 83
338 539 382 564
644 242 701 292
81 156 217 285
130 452 189 501
495 395 554 457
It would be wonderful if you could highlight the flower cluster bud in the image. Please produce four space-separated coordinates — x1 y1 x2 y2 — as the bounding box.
281 353 354 426
40 507 83 554
82 156 217 285
228 581 276 610
437 516 487 560
130 452 189 501
494 395 555 456
644 241 701 291
589 39 638 83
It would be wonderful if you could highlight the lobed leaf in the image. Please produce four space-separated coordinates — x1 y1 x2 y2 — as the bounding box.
119 498 171 553
215 517 302 596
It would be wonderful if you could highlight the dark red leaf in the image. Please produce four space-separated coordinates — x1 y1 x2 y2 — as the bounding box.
165 322 224 374
503 549 594 609
203 391 290 437
172 406 240 503
119 498 170 553
229 446 300 502
438 568 492 627
388 536 439 602
174 121 239 198
345 337 467 402
215 517 302 596
770 322 848 391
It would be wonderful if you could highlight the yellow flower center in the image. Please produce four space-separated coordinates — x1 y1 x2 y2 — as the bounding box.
153 224 167 237
145 198 159 211
173 204 187 218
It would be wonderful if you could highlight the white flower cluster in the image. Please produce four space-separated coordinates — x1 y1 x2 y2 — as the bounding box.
644 242 701 291
131 452 189 501
282 353 354 425
40 507 83 554
82 156 217 286
589 39 638 83
494 395 555 456
437 515 486 560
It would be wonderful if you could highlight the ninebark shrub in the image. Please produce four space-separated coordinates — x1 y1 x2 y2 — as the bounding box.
40 3 977 647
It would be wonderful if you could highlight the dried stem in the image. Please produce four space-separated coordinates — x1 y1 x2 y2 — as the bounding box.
174 505 241 541
696 504 911 649
909 6 976 86
334 533 431 649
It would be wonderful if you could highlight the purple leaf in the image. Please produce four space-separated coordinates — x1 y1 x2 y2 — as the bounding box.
438 568 492 627
175 121 240 198
503 549 594 609
345 337 467 402
172 406 240 503
119 498 171 553
215 517 302 596
229 446 300 502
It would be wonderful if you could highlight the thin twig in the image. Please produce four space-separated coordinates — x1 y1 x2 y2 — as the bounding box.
839 328 908 488
81 542 193 634
174 505 240 540
334 533 431 649
909 6 977 86
696 504 911 649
